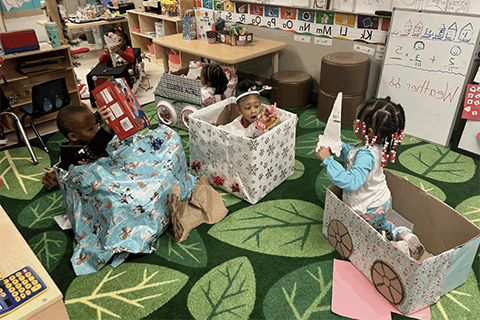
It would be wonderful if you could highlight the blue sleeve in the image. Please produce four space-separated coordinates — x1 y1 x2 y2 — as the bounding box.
320 147 375 193
340 142 353 162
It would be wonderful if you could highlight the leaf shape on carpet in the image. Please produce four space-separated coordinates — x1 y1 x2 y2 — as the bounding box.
456 196 480 227
431 268 480 320
187 256 256 320
208 200 331 257
263 260 340 320
287 159 305 181
399 145 475 182
64 263 188 320
18 189 65 228
298 108 326 129
155 229 207 268
0 147 50 200
28 230 67 272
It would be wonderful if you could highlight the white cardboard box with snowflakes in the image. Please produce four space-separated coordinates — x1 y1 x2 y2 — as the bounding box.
189 97 298 204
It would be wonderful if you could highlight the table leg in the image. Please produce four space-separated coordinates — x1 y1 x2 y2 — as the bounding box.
159 45 170 72
272 51 279 74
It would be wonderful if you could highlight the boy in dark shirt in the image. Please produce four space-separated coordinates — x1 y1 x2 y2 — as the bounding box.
57 104 115 170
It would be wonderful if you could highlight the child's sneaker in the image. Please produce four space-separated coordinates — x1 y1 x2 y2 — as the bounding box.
404 233 425 260
0 133 8 146
395 240 410 256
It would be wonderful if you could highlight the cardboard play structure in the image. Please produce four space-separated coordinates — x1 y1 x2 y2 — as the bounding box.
154 65 237 131
189 97 298 204
323 170 480 315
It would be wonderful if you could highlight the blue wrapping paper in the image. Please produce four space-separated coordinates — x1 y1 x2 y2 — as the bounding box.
54 126 197 276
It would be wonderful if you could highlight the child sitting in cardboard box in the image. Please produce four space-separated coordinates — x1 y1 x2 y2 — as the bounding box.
316 96 425 260
218 79 279 138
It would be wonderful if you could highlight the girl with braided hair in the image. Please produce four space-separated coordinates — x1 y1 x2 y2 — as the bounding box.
316 97 425 260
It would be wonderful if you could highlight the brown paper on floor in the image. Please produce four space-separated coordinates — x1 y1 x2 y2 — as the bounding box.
170 175 228 242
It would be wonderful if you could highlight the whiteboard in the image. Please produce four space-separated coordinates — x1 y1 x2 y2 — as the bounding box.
376 8 480 146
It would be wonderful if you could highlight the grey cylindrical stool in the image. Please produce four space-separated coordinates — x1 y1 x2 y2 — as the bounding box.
318 52 370 125
271 70 312 109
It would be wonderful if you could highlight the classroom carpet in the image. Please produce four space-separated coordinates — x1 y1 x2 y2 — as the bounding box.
0 101 479 320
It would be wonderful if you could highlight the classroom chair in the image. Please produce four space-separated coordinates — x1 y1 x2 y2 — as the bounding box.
19 77 70 153
1 87 38 164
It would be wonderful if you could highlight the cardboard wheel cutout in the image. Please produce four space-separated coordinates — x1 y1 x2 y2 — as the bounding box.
181 106 198 128
327 219 352 258
371 260 405 306
157 100 177 126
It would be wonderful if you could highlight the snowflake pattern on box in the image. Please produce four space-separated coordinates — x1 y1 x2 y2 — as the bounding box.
322 186 457 315
189 97 298 204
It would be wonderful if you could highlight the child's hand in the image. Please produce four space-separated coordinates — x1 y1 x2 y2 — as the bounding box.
110 45 123 55
99 106 113 132
316 145 333 161
42 167 59 188
104 45 109 55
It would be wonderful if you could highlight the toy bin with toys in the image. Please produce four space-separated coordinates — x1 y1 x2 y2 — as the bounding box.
323 170 480 315
154 64 237 131
188 97 298 204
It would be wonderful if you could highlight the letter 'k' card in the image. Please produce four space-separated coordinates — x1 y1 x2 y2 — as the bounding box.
462 84 480 121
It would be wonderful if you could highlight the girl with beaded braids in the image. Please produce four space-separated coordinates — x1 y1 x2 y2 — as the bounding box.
316 97 425 260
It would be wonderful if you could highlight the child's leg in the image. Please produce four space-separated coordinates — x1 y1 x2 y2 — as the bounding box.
361 199 397 241
394 228 425 260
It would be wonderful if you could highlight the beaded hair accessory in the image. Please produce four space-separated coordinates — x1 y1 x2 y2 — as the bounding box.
235 85 271 104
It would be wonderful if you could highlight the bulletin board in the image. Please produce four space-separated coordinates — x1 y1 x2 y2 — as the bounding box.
376 8 480 147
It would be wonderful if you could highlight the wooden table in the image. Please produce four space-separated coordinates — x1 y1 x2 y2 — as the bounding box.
37 18 127 30
153 33 287 73
0 206 69 319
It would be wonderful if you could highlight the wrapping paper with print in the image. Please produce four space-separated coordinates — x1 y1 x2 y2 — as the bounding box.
189 97 298 204
54 126 197 276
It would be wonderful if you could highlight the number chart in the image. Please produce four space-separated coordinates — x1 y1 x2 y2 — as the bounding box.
377 8 480 147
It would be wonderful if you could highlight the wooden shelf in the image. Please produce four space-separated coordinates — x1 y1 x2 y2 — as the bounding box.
127 9 187 66
0 45 81 134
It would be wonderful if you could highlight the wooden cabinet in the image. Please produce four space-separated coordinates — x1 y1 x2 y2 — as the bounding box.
0 44 80 134
127 9 198 70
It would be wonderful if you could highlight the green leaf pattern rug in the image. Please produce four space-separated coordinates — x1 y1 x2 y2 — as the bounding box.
1 104 479 320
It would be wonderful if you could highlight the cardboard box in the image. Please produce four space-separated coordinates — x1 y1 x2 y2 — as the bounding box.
189 97 298 204
322 170 480 315
154 66 237 130
216 30 253 46
92 78 151 140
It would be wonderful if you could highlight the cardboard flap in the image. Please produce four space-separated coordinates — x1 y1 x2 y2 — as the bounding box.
214 103 240 126
385 170 480 255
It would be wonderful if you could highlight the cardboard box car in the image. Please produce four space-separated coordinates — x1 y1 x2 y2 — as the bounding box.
189 97 298 204
154 66 237 131
322 170 480 315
